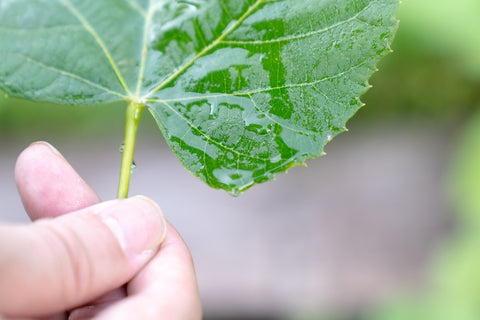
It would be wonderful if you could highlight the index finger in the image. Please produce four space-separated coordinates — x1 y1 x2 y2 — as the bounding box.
15 141 101 220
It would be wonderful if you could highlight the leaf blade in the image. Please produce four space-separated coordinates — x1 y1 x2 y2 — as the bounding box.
0 0 145 103
146 0 399 194
58 0 132 96
0 0 399 194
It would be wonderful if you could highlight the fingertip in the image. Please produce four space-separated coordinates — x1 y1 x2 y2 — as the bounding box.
29 141 64 157
96 196 167 259
15 142 66 177
132 195 168 244
15 141 100 220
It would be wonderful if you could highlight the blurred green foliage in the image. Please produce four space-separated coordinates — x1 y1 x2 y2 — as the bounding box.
0 95 125 140
397 0 480 80
368 108 480 320
366 0 480 319
362 0 480 122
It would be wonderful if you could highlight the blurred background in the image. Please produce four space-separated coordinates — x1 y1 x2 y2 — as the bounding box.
1 0 480 319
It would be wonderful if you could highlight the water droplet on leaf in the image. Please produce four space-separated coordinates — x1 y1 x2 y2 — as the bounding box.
209 103 217 119
131 160 137 173
119 143 125 153
270 154 282 163
230 188 241 197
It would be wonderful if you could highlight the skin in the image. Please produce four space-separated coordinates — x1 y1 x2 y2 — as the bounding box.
0 142 202 320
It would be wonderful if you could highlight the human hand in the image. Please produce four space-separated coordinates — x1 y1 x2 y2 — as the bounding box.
0 142 202 320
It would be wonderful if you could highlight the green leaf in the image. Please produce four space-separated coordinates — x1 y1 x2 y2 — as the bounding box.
0 0 398 195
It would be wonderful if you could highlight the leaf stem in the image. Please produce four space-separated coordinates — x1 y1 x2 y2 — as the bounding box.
117 101 144 198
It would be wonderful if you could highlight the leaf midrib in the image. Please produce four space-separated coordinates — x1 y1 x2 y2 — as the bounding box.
134 0 154 97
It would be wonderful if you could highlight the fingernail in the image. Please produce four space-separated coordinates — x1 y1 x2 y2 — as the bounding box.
96 196 166 258
30 141 64 158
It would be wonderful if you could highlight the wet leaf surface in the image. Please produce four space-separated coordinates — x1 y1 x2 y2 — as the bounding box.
0 0 398 194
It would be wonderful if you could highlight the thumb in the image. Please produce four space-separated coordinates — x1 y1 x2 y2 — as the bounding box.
0 196 166 318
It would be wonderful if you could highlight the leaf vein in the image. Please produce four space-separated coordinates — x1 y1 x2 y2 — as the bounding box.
247 93 313 136
159 100 270 161
311 84 346 107
59 0 132 96
124 0 147 17
146 58 367 104
0 52 127 99
135 0 154 96
142 0 265 99
219 0 378 45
